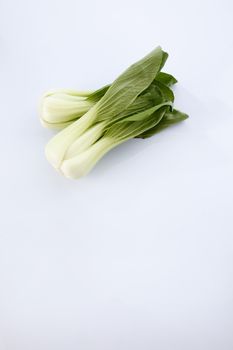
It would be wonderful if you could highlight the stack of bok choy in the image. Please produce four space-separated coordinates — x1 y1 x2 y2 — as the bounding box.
40 46 188 179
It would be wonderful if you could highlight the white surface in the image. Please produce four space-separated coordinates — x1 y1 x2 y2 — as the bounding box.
0 0 233 349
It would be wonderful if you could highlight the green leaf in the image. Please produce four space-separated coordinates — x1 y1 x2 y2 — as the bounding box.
105 104 170 141
156 72 177 86
87 85 109 102
132 81 176 138
118 102 172 122
144 80 174 103
86 71 176 104
95 46 168 121
137 109 189 139
113 79 174 124
82 71 177 105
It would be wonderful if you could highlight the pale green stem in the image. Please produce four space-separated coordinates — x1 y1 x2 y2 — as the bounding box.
45 106 98 169
40 118 72 130
43 89 94 98
60 137 120 179
64 121 107 159
41 97 94 124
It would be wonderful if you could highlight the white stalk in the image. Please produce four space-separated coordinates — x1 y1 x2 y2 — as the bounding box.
40 91 94 124
40 118 72 130
43 89 94 98
60 137 119 179
64 121 106 159
45 106 98 169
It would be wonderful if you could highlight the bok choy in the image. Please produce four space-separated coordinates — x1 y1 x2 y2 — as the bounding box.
40 46 188 179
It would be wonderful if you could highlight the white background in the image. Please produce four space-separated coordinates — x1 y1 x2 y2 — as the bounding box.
0 0 233 349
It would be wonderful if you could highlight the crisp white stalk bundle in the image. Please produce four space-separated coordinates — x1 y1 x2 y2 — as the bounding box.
40 90 93 124
40 86 109 128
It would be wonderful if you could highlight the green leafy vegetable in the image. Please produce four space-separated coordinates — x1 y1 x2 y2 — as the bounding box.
138 109 188 139
45 47 169 168
40 46 188 178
